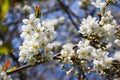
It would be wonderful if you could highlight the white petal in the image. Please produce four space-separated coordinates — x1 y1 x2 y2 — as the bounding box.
22 25 27 31
29 14 36 20
22 19 29 24
35 18 40 23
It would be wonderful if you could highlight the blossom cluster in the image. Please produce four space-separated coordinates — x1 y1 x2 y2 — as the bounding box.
17 0 120 78
78 0 117 9
92 0 117 10
60 0 120 75
79 10 118 43
60 40 113 71
60 43 75 63
19 14 56 65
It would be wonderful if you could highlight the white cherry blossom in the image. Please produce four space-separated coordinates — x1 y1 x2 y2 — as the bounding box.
79 16 99 35
19 14 56 65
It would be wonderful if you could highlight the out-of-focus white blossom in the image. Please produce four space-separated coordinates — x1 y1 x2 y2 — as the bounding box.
91 0 106 10
0 40 3 46
19 14 56 65
51 41 62 47
78 0 91 8
46 16 66 26
22 5 32 13
114 50 120 61
14 4 22 12
114 39 120 47
58 16 66 24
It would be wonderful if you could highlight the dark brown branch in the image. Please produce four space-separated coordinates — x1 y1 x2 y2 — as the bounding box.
3 7 61 26
71 58 88 80
57 0 78 30
68 9 81 23
43 7 61 15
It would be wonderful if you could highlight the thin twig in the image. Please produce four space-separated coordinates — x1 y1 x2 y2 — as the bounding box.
7 54 60 75
78 65 88 80
71 58 88 80
7 60 48 75
57 0 78 30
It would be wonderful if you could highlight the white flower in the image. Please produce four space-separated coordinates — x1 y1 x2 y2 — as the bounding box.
103 57 113 68
58 16 66 24
77 39 90 47
0 40 3 46
93 56 113 71
77 40 96 61
93 59 104 71
114 50 120 61
78 0 91 8
18 51 27 62
22 14 39 26
106 39 120 52
93 49 113 71
60 43 75 63
44 43 53 54
51 41 62 47
99 11 116 26
77 47 94 60
19 14 56 64
102 24 116 42
45 16 65 26
79 16 99 35
22 5 32 13
114 39 120 47
91 0 106 10
95 49 108 59
28 57 37 65
46 19 58 26
106 42 114 50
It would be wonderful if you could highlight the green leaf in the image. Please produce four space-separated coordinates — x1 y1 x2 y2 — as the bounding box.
0 42 11 55
0 0 9 21
0 25 8 34
0 46 9 55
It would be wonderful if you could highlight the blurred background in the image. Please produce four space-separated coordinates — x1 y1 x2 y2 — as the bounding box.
0 0 120 80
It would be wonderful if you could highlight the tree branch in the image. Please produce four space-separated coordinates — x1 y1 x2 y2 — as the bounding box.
7 60 48 75
57 0 78 30
7 54 61 75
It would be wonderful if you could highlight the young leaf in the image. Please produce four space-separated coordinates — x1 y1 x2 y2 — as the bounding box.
2 60 10 71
